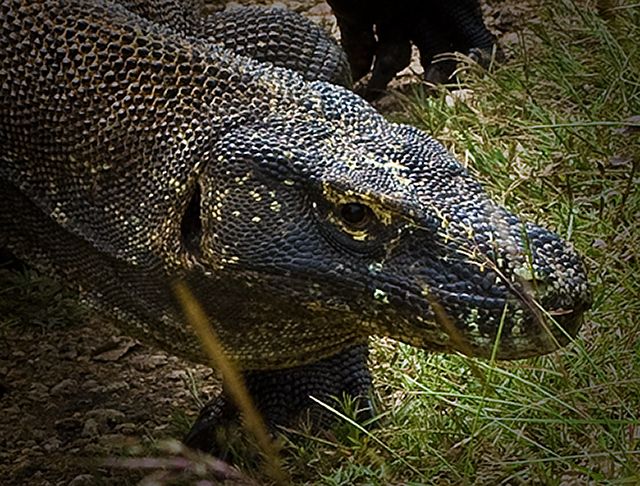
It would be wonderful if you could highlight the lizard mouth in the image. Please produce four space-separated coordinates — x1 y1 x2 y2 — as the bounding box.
377 258 590 361
423 285 591 360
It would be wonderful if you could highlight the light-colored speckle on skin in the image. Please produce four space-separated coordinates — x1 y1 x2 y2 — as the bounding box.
465 308 480 333
513 266 534 281
270 200 281 212
368 262 384 273
373 288 389 304
221 255 240 265
511 309 526 336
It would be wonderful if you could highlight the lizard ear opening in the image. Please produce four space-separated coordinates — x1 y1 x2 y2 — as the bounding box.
180 182 203 257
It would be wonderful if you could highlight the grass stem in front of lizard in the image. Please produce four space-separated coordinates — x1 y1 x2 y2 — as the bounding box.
173 281 287 484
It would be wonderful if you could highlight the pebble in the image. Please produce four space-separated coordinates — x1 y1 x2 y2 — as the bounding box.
59 348 79 360
115 422 137 434
166 370 187 380
104 381 129 392
55 417 82 434
69 474 95 486
82 418 100 437
132 353 168 371
44 437 62 452
87 408 126 426
51 378 77 396
83 379 100 391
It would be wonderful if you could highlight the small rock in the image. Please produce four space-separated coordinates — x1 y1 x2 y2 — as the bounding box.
59 348 78 360
104 381 128 392
166 370 187 380
51 378 77 396
132 353 168 371
31 471 48 483
614 115 640 135
500 31 520 47
92 337 139 362
43 437 62 452
6 367 23 380
55 417 82 434
114 422 137 435
39 343 56 354
69 474 95 486
150 354 168 366
29 445 44 455
307 3 331 15
153 423 169 433
445 88 474 107
608 154 633 168
28 382 48 397
87 408 126 428
96 433 128 447
30 428 48 442
82 418 100 437
83 379 100 391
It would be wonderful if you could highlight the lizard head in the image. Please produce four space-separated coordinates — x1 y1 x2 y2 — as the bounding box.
184 82 591 367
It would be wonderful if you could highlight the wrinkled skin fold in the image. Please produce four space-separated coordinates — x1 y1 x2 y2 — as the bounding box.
0 0 591 450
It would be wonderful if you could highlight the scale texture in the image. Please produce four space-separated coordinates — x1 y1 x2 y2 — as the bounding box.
0 0 590 442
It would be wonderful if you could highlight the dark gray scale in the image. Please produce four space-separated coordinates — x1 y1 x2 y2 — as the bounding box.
204 7 352 87
123 0 352 86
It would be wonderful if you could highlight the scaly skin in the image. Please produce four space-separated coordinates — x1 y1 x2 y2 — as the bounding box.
0 0 590 450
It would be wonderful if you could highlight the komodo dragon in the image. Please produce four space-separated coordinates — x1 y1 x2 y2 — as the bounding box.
0 0 591 451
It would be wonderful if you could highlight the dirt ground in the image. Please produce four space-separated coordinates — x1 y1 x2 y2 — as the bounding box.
0 1 525 484
0 316 221 485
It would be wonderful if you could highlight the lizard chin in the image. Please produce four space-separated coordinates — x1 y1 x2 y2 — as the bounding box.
429 298 589 361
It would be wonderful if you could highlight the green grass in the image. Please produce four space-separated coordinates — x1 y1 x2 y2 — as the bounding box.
280 0 640 484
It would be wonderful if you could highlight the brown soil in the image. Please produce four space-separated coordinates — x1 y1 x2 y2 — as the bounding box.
0 315 221 485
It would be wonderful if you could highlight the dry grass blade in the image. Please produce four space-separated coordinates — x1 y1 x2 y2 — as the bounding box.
103 439 258 485
173 281 287 484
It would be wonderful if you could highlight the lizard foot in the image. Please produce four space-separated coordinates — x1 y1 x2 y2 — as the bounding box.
184 344 374 457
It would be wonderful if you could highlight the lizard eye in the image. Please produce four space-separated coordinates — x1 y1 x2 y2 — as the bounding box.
339 202 374 230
